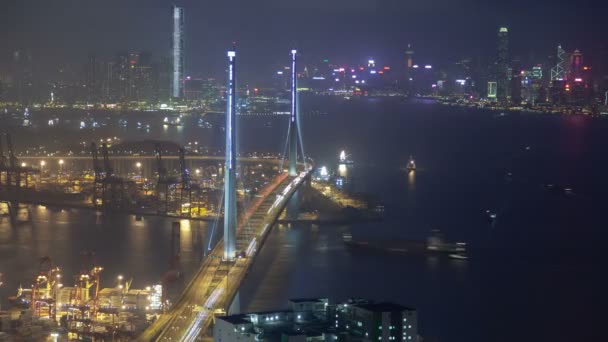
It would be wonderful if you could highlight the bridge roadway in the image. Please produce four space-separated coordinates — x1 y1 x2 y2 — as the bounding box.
139 170 309 341
19 155 283 164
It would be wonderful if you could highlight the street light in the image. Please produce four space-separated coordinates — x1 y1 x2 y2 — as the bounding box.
136 162 142 180
21 162 26 167
58 159 64 181
39 160 46 177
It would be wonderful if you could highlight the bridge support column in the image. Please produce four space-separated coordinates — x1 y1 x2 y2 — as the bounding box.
228 290 241 315
289 49 299 177
286 190 300 220
223 49 237 261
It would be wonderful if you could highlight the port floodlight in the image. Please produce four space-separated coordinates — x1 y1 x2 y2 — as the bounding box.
21 162 26 167
40 160 46 166
58 159 64 165
136 162 142 168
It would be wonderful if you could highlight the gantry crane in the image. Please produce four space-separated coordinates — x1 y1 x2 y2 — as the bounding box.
31 257 61 318
155 143 179 214
89 142 135 211
179 147 192 216
0 133 39 189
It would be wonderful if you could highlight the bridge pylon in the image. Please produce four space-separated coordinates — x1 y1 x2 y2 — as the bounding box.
288 49 305 176
223 49 237 260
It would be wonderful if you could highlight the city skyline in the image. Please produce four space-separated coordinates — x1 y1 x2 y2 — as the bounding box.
1 0 607 83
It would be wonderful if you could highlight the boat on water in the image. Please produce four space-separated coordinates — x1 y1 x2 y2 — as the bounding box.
163 115 184 126
343 229 467 256
406 155 416 172
449 253 468 260
339 150 354 165
197 118 213 128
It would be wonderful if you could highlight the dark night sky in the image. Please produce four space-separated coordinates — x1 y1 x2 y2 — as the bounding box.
1 0 606 83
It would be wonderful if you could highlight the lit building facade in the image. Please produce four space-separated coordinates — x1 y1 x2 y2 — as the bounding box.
214 298 419 342
172 6 185 98
496 27 510 102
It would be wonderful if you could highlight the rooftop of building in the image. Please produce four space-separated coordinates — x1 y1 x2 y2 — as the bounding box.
288 298 327 304
218 314 252 325
354 302 415 313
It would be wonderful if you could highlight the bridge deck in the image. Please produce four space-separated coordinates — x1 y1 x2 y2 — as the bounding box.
139 171 309 341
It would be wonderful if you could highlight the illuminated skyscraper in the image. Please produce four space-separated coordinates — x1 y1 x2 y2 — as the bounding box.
84 54 102 103
172 6 185 98
551 45 567 81
569 49 583 78
110 53 129 102
496 27 510 101
405 44 414 69
487 81 497 98
404 44 414 94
